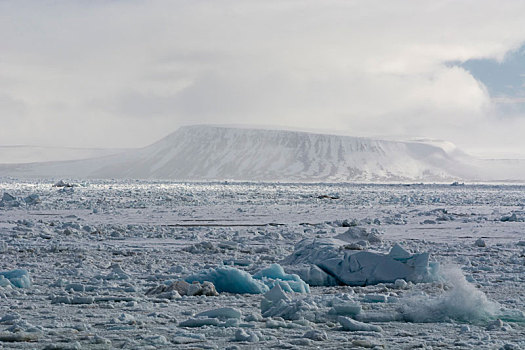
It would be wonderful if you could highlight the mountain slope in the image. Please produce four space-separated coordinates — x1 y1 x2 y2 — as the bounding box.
92 126 473 181
0 145 126 164
0 125 486 182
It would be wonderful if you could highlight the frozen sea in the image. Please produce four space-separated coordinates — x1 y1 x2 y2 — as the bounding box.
0 180 524 349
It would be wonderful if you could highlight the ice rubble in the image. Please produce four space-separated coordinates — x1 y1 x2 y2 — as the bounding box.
186 237 439 297
52 180 74 188
283 239 438 286
256 268 505 328
0 192 20 207
146 280 218 299
0 192 40 207
260 284 318 320
0 269 31 289
253 264 310 293
186 264 309 294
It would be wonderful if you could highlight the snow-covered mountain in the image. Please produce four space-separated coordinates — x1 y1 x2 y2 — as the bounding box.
0 125 523 182
93 126 474 181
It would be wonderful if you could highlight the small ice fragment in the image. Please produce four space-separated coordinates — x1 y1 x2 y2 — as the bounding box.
234 329 259 342
338 316 382 332
475 238 486 247
486 319 503 331
394 279 408 289
303 330 327 341
53 180 74 187
178 318 220 327
363 294 388 303
195 307 241 320
388 244 412 260
330 302 362 316
459 325 470 333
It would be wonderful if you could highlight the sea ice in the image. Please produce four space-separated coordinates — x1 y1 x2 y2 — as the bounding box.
23 193 40 205
329 301 362 316
334 226 382 244
303 329 328 341
284 239 438 286
475 238 487 247
186 266 269 294
98 263 130 280
0 269 31 288
287 265 338 287
186 264 310 294
260 284 319 320
146 280 217 298
338 316 382 332
195 307 241 320
0 192 20 207
234 329 259 342
253 263 310 293
53 180 74 187
178 317 220 327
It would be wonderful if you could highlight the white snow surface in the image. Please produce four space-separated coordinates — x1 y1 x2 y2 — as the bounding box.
0 180 524 349
0 145 126 164
2 125 524 182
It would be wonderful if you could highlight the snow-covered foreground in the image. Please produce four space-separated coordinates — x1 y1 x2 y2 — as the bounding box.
0 180 524 349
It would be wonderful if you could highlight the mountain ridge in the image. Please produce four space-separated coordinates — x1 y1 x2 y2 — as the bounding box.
0 125 523 182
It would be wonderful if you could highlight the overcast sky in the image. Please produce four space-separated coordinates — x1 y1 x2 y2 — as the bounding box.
1 0 525 158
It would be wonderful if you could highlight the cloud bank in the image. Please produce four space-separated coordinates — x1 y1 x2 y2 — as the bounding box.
1 0 525 157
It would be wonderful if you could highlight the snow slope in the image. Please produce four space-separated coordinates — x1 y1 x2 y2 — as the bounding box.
0 125 522 182
0 145 126 164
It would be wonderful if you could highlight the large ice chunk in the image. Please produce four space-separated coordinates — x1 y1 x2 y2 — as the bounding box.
253 264 310 293
334 226 382 244
0 270 31 288
283 239 437 286
260 284 318 320
0 193 21 208
286 265 338 287
186 264 310 294
186 266 269 294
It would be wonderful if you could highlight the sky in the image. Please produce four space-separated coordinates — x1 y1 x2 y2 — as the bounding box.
1 0 525 158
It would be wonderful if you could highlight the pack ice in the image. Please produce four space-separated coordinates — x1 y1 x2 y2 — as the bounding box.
0 180 524 349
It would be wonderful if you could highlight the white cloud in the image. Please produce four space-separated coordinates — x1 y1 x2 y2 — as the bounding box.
0 0 525 155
